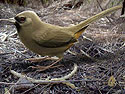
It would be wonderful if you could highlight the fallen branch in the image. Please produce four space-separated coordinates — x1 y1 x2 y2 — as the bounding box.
0 79 107 85
10 63 78 89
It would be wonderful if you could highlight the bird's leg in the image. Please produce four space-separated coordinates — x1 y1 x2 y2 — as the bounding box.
26 56 58 62
30 58 63 72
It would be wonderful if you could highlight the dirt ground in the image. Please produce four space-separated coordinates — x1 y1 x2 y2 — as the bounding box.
0 0 125 94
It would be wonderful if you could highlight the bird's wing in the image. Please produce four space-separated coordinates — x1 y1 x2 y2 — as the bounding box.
32 30 77 48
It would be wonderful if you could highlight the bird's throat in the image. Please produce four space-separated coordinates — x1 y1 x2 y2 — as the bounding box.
14 22 21 33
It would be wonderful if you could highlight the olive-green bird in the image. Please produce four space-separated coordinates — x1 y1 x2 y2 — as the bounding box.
0 5 122 70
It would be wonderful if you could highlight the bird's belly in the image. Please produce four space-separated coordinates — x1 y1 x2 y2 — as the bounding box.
27 43 68 57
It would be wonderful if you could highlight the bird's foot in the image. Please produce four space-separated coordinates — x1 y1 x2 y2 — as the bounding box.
26 56 58 62
30 64 63 72
29 58 63 72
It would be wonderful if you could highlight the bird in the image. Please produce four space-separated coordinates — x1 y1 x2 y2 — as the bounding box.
0 4 122 71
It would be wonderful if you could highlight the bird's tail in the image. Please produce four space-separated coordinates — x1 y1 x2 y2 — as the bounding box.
69 4 122 38
74 25 89 39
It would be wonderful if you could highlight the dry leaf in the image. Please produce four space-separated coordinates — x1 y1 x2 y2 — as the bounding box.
108 75 116 87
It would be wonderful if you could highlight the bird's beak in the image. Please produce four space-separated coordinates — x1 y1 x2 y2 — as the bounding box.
7 17 16 23
0 17 16 24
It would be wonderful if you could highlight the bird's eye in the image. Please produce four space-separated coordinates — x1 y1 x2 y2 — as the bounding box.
20 17 26 22
15 16 26 23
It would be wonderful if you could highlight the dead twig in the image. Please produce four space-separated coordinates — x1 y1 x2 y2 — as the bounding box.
10 63 78 89
0 79 108 85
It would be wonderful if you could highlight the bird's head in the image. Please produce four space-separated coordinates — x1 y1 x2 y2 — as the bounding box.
14 11 41 27
0 11 42 31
